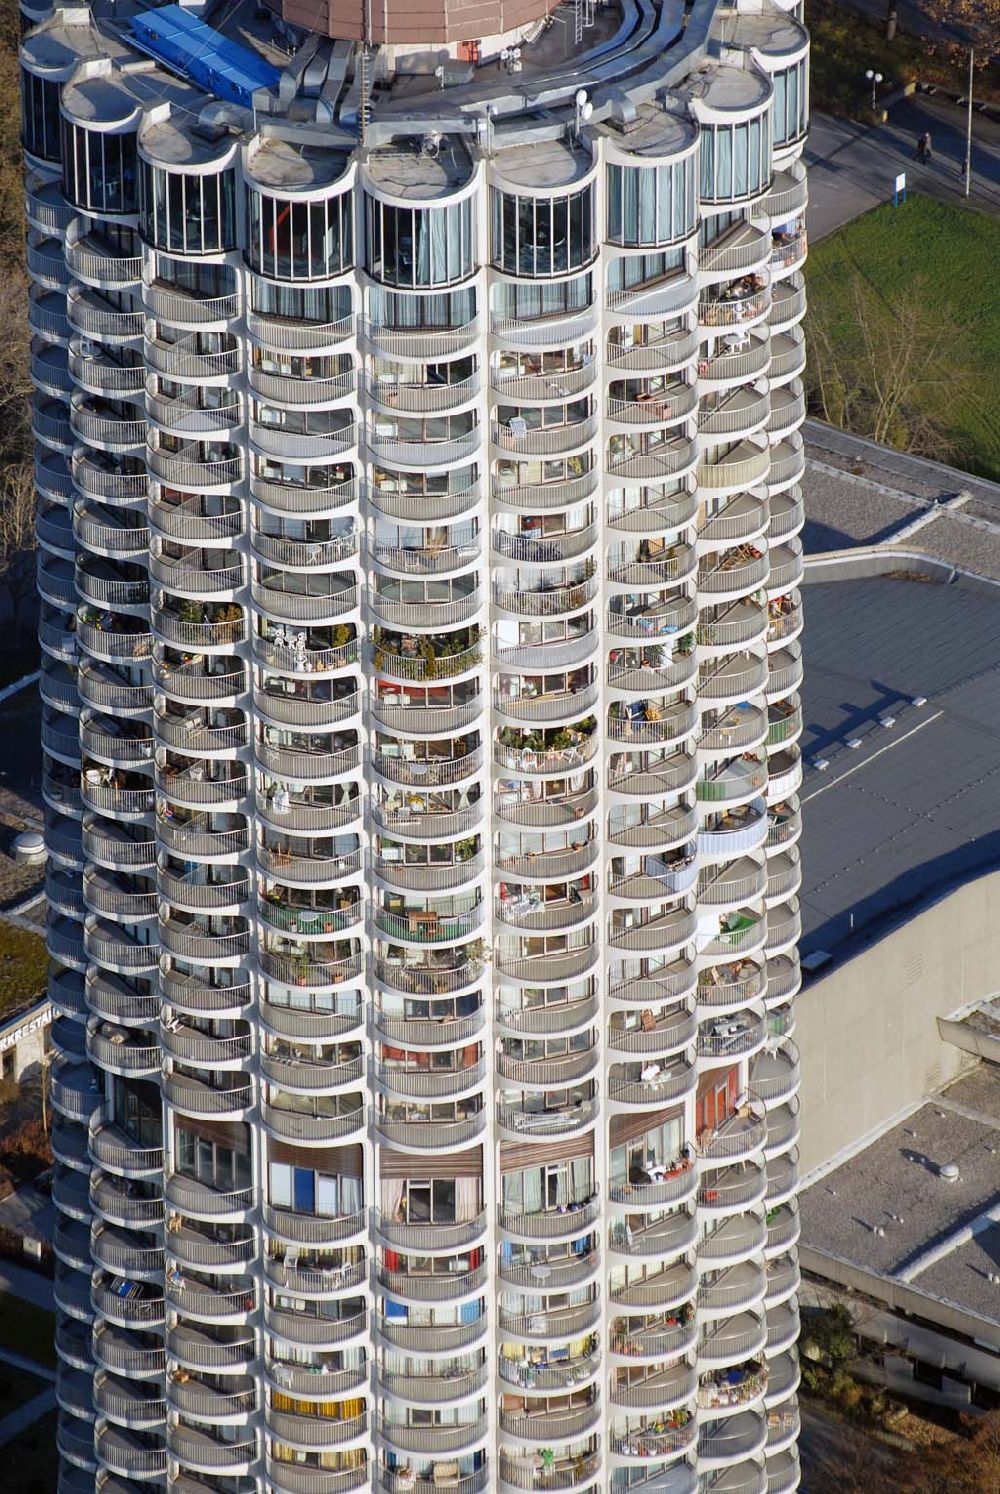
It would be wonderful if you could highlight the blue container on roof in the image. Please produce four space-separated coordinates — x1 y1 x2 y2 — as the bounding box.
130 5 281 109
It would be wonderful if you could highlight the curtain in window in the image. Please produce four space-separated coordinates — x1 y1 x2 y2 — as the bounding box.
748 118 761 195
455 1176 479 1221
700 130 715 199
381 1177 404 1220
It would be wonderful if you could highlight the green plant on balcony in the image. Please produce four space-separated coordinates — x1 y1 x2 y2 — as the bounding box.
209 603 241 625
178 598 204 624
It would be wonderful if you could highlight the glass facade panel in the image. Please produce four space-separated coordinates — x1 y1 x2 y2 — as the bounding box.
365 196 474 288
491 186 595 276
61 122 137 214
247 189 354 280
606 160 696 246
699 115 772 201
772 59 808 145
140 162 238 253
368 287 477 330
250 278 353 323
21 69 60 162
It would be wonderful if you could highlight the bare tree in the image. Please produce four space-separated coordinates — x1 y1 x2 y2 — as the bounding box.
805 275 983 461
921 0 1000 71
0 462 37 637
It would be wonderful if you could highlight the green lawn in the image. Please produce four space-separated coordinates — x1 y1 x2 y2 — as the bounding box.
0 1363 47 1419
0 1293 56 1369
805 194 1000 480
2 1408 59 1493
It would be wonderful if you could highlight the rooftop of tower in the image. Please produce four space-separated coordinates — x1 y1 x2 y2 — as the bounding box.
23 0 807 158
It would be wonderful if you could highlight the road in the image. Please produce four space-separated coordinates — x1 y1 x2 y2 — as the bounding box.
807 97 1000 240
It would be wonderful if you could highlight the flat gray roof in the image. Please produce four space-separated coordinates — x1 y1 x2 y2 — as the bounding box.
803 419 1000 583
799 422 1000 961
799 1067 1000 1326
797 570 1000 959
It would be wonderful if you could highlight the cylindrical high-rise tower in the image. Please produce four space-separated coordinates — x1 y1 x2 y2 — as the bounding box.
27 1 808 1490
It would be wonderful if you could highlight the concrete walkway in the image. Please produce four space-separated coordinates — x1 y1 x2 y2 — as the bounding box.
807 98 1000 241
0 1386 56 1448
0 1258 55 1311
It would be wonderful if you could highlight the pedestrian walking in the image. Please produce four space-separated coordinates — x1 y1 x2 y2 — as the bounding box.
924 131 932 161
916 131 932 163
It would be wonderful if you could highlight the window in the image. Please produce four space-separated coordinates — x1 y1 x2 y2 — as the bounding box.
268 1162 362 1216
606 159 696 246
366 196 474 288
369 286 477 332
141 163 238 254
176 1126 251 1191
250 278 352 324
20 70 60 162
491 188 595 277
772 60 808 146
62 122 137 214
248 190 354 280
502 1157 593 1213
699 117 772 202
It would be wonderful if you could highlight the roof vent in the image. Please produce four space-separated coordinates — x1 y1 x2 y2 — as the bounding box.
878 715 896 728
911 695 927 707
939 1162 960 1183
846 737 863 750
13 831 45 865
811 757 829 771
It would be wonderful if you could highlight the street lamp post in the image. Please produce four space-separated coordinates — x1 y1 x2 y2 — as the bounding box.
865 69 884 115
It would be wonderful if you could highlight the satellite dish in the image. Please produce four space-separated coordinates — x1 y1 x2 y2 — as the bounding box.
581 101 593 121
575 88 588 107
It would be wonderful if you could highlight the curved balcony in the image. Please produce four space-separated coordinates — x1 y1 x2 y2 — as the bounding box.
374 1210 487 1255
168 1322 256 1374
697 1163 767 1215
499 1401 600 1446
697 1408 768 1469
94 1420 167 1479
699 1312 768 1370
92 1324 165 1381
163 1071 254 1120
606 1007 697 1058
607 436 698 483
698 387 770 441
768 278 806 331
609 1417 697 1463
498 1194 600 1243
607 328 700 374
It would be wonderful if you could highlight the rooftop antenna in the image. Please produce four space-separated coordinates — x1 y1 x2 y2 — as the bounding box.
574 88 593 137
